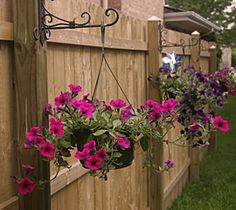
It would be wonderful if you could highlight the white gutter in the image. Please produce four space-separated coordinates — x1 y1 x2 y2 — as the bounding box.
164 11 221 33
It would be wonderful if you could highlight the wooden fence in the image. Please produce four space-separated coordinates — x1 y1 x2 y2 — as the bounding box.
0 1 216 210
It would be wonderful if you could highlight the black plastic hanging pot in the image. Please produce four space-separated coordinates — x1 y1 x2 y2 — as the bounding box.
72 128 134 169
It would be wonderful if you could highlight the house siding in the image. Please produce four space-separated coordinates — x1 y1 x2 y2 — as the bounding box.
88 0 164 20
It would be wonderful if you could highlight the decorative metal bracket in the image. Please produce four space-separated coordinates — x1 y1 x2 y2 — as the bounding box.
159 25 199 54
200 40 210 52
34 0 119 45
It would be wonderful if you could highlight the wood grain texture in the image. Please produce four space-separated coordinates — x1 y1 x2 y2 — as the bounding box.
147 19 164 210
0 0 13 22
0 21 13 41
0 41 18 209
13 0 50 209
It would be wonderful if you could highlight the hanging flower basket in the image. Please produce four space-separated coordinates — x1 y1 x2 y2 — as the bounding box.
155 53 231 147
15 83 181 195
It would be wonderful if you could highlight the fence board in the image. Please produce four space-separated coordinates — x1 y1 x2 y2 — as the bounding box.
0 41 17 208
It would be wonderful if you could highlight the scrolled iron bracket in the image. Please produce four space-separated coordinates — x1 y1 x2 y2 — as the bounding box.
34 0 119 45
159 25 199 54
200 40 210 52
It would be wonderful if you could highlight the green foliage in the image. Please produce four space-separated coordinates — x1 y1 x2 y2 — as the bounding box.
232 48 236 66
167 0 236 47
140 135 149 151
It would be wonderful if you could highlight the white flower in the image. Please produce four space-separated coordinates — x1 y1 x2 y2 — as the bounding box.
162 53 176 71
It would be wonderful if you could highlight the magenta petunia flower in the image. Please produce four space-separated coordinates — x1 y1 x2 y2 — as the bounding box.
85 155 102 171
151 104 162 117
103 102 112 111
95 149 107 161
26 127 41 142
55 92 69 107
22 164 34 172
70 99 81 109
83 93 90 101
36 136 46 145
39 142 55 158
68 84 82 95
145 99 159 109
164 160 175 168
79 106 94 118
49 118 63 127
115 135 130 149
24 142 34 149
83 140 96 150
74 148 90 160
164 98 180 108
110 99 126 109
188 123 200 132
213 116 230 132
161 98 180 113
50 124 64 137
17 177 35 195
95 99 101 106
229 88 236 96
148 111 161 122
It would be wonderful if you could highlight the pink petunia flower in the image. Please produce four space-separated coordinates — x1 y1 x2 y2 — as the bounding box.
49 118 63 127
213 116 230 132
110 99 126 109
85 155 102 171
188 123 200 132
83 93 90 101
50 124 64 137
164 160 175 168
229 88 236 96
161 98 180 113
145 99 159 109
17 177 35 195
148 111 161 122
55 92 69 107
115 135 130 149
74 148 90 160
79 106 94 118
95 149 107 161
103 102 112 111
26 127 41 142
151 104 162 117
78 100 94 108
39 142 55 158
83 140 96 150
24 142 34 149
68 84 82 95
36 136 46 145
164 98 180 109
22 164 34 172
70 99 81 109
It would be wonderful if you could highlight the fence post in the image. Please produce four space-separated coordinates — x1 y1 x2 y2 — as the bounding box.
190 31 200 70
209 43 217 150
147 17 164 210
13 1 50 210
189 31 200 180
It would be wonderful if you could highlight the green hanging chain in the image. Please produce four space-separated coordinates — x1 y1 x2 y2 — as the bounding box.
92 21 133 107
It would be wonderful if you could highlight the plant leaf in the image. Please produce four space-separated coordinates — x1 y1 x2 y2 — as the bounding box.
140 135 149 151
113 152 122 158
93 129 107 136
112 119 122 129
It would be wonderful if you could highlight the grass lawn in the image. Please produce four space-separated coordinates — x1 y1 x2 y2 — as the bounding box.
169 97 236 210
